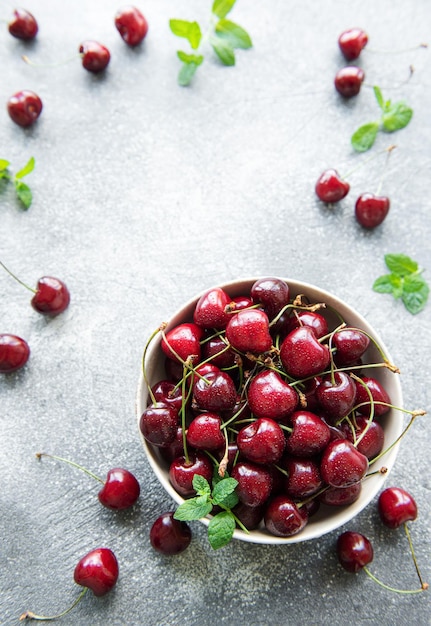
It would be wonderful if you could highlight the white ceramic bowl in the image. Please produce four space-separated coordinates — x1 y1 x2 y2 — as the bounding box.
136 278 403 544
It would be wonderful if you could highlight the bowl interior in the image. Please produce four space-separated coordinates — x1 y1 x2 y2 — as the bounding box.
136 278 403 544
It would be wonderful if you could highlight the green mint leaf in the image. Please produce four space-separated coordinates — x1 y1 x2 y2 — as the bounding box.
207 511 236 549
401 275 429 314
212 0 237 19
210 35 235 66
351 122 380 152
14 180 32 209
215 19 252 49
382 102 413 132
177 51 204 65
15 156 35 180
217 491 239 509
373 86 385 110
373 273 404 298
385 253 418 276
211 477 238 505
192 473 211 496
174 497 213 521
0 171 10 181
178 61 200 86
169 19 202 50
0 159 11 172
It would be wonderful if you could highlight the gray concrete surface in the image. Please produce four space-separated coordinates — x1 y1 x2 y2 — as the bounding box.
1 1 430 625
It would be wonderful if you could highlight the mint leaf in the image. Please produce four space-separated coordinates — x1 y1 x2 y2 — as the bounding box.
207 511 236 549
212 477 238 505
215 19 252 49
401 275 429 314
174 496 213 521
14 180 32 209
373 86 385 110
382 102 413 132
169 19 202 50
15 156 35 179
385 253 418 276
351 122 380 152
178 62 200 86
177 51 204 65
210 35 235 65
217 491 239 509
212 0 237 19
192 474 211 497
373 274 397 294
0 159 10 172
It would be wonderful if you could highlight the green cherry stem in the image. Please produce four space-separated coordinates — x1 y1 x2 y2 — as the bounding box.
369 408 426 465
0 260 36 293
36 452 104 484
20 587 89 621
375 144 396 196
342 144 397 181
142 324 167 405
363 567 427 594
404 522 429 590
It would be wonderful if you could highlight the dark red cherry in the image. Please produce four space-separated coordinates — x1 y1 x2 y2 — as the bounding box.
193 370 237 412
231 462 273 507
161 322 203 364
115 5 148 47
201 335 236 368
8 8 38 40
355 193 390 228
151 379 183 414
315 169 350 203
285 410 331 457
159 427 188 464
150 512 191 555
334 66 365 98
338 28 369 61
319 482 362 506
79 41 110 72
169 452 213 497
280 326 330 378
320 439 368 487
332 327 370 366
7 90 42 127
232 502 264 530
354 376 391 417
229 295 254 311
236 417 285 465
337 531 373 573
0 334 30 373
186 413 225 450
316 371 357 420
340 415 384 460
98 468 140 510
288 310 329 339
250 277 290 319
225 308 273 354
139 402 178 447
264 495 308 537
73 548 119 596
194 287 231 329
247 370 298 421
283 457 323 499
378 486 418 529
31 276 70 316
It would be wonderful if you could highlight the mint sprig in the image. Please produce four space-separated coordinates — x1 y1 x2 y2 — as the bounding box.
169 0 252 86
351 86 413 152
373 253 429 314
0 156 35 209
173 473 244 549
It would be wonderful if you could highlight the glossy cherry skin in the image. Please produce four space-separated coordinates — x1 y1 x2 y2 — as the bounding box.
201 336 236 368
73 548 119 596
237 417 285 465
334 66 365 98
316 371 357 420
79 41 111 72
320 439 368 487
280 326 330 378
315 169 350 203
337 531 373 573
264 496 308 537
232 502 264 530
284 457 323 499
8 9 38 40
354 376 391 417
151 380 183 415
355 193 390 228
194 287 231 329
193 370 237 412
338 28 369 61
98 468 140 510
250 277 290 319
7 90 42 128
186 413 225 450
288 310 328 339
150 512 191 555
341 415 384 460
31 276 70 316
0 334 30 373
247 370 298 421
225 308 272 354
115 5 149 47
332 327 370 366
231 462 273 508
139 402 178 447
378 486 417 528
161 322 203 364
169 452 213 497
319 482 361 506
285 410 331 457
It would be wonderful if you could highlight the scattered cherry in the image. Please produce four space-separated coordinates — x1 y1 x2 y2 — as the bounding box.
7 90 42 127
150 512 191 555
337 531 373 572
115 5 149 47
338 28 368 60
355 193 390 228
378 486 417 528
0 333 30 373
8 8 38 40
334 66 365 98
79 41 110 72
315 169 350 203
31 276 70 316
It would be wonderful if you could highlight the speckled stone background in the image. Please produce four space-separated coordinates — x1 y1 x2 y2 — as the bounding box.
1 1 430 625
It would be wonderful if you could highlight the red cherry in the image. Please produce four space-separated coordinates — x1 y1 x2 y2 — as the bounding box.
161 322 203 363
280 326 330 378
378 486 418 529
31 276 70 316
79 41 110 72
285 410 331 457
236 417 286 465
98 468 141 510
150 512 191 555
225 308 273 354
139 402 178 447
201 335 236 368
320 439 369 487
340 415 384 460
73 548 119 596
0 334 30 373
150 379 183 414
264 495 308 537
193 369 237 412
355 193 390 228
193 287 231 329
250 277 290 319
332 327 370 366
247 370 298 421
283 457 323 499
354 376 391 417
316 371 357 420
7 90 42 127
315 169 350 203
338 28 369 61
115 5 149 47
337 531 373 573
334 66 365 98
287 310 329 339
186 413 225 450
231 462 273 507
8 8 38 40
319 482 362 506
169 452 213 497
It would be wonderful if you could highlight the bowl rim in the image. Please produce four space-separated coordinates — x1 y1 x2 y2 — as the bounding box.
136 277 404 545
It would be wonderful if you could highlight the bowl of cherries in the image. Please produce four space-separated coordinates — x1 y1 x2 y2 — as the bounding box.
136 277 404 546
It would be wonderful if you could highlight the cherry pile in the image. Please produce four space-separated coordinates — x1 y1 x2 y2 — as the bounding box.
140 277 422 542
